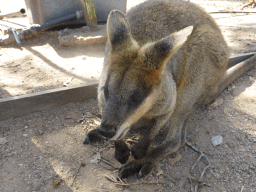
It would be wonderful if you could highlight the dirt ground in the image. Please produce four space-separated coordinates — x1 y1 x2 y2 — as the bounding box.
1 1 256 192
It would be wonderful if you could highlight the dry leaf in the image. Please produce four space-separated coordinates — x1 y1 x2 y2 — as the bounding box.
208 98 224 109
90 152 101 163
168 153 182 166
156 163 164 176
52 178 62 187
63 77 74 87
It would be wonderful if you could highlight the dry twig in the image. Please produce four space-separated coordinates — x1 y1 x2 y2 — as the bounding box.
0 153 15 167
105 175 167 187
34 175 58 191
71 163 86 187
100 156 119 169
186 142 211 192
189 176 211 187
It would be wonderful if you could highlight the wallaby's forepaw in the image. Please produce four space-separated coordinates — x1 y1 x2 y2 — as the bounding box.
83 129 105 144
114 140 130 164
131 138 150 160
117 160 153 180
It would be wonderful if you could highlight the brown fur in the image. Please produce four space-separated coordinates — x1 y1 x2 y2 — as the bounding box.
86 0 230 179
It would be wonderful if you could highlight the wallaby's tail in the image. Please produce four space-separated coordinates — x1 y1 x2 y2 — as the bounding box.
210 52 256 102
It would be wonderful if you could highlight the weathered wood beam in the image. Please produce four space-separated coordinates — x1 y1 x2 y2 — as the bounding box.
0 82 98 121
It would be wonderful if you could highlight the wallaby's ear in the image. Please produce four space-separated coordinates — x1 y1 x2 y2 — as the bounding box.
107 10 136 50
141 26 194 70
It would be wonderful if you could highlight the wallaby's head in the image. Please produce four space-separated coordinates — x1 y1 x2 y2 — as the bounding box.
97 10 193 140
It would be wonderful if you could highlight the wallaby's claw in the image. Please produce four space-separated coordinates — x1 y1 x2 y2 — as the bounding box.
118 161 143 179
83 136 90 144
137 162 153 179
83 129 105 144
114 140 130 164
118 160 153 179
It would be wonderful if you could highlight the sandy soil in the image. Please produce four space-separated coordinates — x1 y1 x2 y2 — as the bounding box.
1 1 256 192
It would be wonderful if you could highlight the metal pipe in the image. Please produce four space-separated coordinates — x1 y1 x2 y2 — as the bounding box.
0 10 83 46
40 10 83 31
0 8 26 20
12 29 22 46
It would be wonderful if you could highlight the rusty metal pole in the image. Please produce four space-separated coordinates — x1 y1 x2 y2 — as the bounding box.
80 0 99 31
0 8 26 20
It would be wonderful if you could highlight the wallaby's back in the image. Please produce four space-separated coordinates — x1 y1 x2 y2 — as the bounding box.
126 0 221 45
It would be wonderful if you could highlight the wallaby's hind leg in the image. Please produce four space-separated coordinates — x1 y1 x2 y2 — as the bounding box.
207 52 256 103
131 114 172 160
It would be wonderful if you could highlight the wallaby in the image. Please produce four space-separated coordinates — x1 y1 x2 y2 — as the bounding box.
83 0 255 179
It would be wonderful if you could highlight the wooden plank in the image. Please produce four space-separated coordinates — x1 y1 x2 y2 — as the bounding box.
81 0 98 31
0 17 30 35
0 82 98 121
1 52 256 121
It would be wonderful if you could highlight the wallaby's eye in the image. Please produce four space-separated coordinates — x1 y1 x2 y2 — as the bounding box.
129 90 144 106
104 86 109 100
104 75 111 100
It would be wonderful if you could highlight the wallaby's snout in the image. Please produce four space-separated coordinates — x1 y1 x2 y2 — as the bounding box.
97 120 116 138
98 99 125 138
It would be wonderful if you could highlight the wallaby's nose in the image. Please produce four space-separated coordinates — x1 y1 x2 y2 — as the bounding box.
97 120 116 138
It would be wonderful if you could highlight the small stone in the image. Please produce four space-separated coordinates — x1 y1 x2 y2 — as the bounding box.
249 166 255 171
77 119 84 123
63 28 69 33
210 169 220 179
90 152 101 164
94 119 101 125
0 137 8 145
65 116 72 119
85 112 91 116
239 148 246 152
79 107 85 111
156 163 164 176
23 134 28 137
24 126 28 129
211 135 223 147
249 76 256 83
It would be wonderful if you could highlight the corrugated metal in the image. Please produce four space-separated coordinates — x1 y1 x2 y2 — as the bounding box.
24 0 127 25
